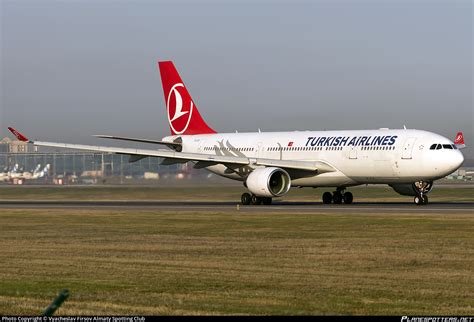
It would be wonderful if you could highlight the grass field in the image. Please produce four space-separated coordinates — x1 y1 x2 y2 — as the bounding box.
0 205 473 315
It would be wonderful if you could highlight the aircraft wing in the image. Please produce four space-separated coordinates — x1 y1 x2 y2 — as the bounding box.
32 140 251 165
92 135 182 148
8 127 335 174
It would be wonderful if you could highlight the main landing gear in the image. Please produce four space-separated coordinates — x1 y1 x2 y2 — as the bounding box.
241 193 272 205
322 189 353 205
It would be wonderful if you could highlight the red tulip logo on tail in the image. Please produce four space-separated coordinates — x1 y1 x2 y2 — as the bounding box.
167 83 194 135
454 132 464 145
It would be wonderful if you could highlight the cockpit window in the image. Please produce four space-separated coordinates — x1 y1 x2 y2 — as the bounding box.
430 143 458 150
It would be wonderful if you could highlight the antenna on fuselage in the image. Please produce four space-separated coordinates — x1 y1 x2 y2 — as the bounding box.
403 125 407 130
258 129 261 133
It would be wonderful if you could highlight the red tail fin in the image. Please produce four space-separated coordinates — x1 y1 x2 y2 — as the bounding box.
158 61 216 135
454 132 464 145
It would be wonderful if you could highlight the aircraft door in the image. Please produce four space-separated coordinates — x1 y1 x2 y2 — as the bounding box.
194 138 203 153
256 142 263 158
401 138 416 159
349 146 357 159
198 140 205 153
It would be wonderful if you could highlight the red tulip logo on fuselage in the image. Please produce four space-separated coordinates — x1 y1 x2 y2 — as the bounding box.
167 83 194 135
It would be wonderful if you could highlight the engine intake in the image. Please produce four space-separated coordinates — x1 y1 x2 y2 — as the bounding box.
246 167 291 197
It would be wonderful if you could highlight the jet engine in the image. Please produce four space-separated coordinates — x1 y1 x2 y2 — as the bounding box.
390 181 433 196
246 167 291 197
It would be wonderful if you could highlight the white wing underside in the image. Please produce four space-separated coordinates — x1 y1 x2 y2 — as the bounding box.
32 140 335 174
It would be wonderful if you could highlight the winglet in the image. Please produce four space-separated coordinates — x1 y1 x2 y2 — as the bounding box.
8 127 30 142
454 132 466 149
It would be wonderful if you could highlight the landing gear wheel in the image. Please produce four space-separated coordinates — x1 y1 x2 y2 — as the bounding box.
262 197 272 205
343 192 353 204
423 195 429 205
251 195 262 205
322 192 333 204
414 195 428 206
241 193 251 205
333 191 343 204
414 195 422 205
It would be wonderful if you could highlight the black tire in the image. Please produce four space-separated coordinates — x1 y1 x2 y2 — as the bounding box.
251 194 262 205
423 195 429 205
414 195 424 206
322 192 333 204
343 191 353 204
262 197 272 205
333 191 343 204
241 193 251 205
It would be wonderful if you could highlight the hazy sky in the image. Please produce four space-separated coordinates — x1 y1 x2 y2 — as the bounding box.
1 0 472 157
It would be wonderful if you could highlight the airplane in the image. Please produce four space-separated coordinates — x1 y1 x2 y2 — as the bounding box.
0 163 50 182
20 164 50 180
0 166 11 182
0 164 19 182
20 164 42 180
8 61 465 205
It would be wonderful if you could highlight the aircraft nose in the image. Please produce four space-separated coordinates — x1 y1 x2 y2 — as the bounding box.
430 149 464 177
452 150 464 170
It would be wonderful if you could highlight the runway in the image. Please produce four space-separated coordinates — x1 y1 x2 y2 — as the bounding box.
0 200 472 213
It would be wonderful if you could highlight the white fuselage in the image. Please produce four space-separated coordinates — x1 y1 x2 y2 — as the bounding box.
164 129 464 188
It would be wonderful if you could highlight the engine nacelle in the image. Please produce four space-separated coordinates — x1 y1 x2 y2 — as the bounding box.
390 182 433 196
246 167 291 197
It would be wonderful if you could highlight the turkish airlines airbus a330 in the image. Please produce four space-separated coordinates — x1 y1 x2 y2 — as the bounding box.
9 61 466 205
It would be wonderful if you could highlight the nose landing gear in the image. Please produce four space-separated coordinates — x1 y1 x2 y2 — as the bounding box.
413 181 433 206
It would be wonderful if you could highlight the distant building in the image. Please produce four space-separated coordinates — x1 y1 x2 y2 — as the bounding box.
0 137 29 153
0 138 9 153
